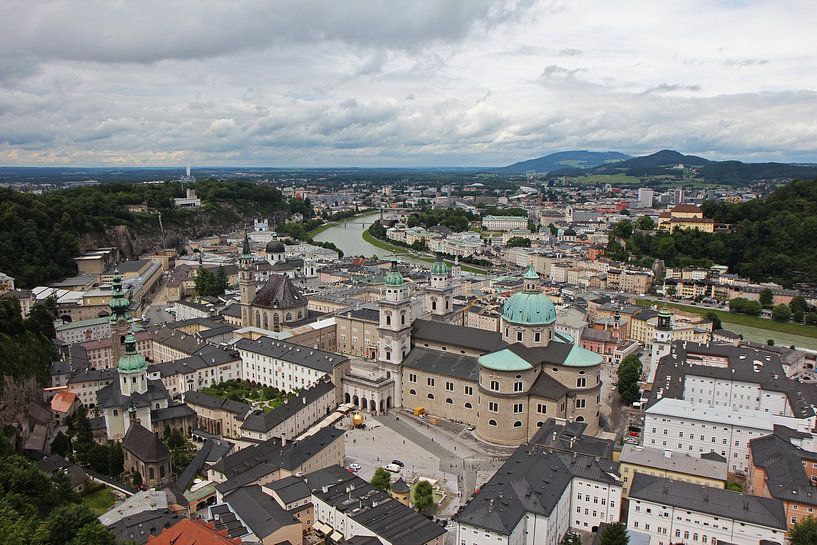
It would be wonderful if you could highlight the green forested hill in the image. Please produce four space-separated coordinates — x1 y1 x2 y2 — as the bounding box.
0 180 308 287
606 178 817 287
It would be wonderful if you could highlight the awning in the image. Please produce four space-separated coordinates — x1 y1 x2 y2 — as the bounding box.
314 522 332 535
330 531 344 542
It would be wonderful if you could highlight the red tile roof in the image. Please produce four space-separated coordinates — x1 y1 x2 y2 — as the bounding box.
50 390 77 414
147 519 242 545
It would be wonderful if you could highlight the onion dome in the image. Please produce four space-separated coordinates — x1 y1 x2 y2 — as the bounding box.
108 269 130 320
117 330 146 373
384 260 404 287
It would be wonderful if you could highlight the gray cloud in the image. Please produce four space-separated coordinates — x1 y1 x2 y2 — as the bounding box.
0 1 814 166
643 83 702 94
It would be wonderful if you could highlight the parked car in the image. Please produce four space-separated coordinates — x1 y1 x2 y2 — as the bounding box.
384 463 402 473
348 463 362 472
391 459 404 467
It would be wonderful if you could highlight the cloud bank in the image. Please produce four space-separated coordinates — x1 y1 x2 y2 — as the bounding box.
0 0 815 166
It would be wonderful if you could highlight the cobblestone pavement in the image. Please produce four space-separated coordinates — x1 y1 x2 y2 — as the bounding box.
343 412 509 517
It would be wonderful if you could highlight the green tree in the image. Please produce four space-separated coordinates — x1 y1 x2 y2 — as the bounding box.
790 296 809 314
410 239 428 252
790 516 817 545
767 339 775 346
67 523 116 545
794 310 805 323
413 480 435 512
599 522 630 545
506 236 531 248
611 219 633 240
51 432 71 458
704 311 722 331
806 312 817 325
635 216 655 230
617 356 643 405
759 288 773 307
772 304 791 322
371 468 391 492
107 442 124 477
32 503 97 545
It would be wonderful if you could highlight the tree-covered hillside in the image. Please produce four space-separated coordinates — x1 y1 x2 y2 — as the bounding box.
606 178 817 287
0 180 308 287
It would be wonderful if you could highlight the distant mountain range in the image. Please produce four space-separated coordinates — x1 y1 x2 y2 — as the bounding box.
500 149 817 185
497 151 631 174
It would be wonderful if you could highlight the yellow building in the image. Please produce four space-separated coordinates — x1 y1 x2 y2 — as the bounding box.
619 444 727 497
657 204 715 232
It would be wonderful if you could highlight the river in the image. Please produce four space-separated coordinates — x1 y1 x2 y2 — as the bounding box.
313 212 392 259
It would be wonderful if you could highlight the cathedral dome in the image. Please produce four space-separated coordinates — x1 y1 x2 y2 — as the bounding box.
501 265 557 325
430 254 449 275
108 269 130 319
384 261 404 287
118 331 146 373
265 240 285 254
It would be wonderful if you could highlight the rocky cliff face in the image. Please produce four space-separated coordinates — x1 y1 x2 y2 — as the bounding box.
0 375 43 431
78 208 258 258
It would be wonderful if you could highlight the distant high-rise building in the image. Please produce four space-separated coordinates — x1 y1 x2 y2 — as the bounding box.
637 187 654 208
180 165 196 186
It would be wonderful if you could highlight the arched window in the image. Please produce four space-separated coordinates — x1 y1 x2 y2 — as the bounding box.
488 419 497 426
445 299 449 309
513 421 523 427
149 467 155 480
401 313 406 325
255 310 261 327
113 409 118 416
432 300 437 310
285 312 292 321
446 398 453 404
409 389 416 395
465 402 472 409
537 421 544 427
386 314 392 326
576 416 585 422
297 311 302 319
427 393 434 400
263 313 269 329
155 403 160 409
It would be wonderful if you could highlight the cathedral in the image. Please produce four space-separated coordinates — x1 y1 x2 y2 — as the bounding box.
338 255 604 445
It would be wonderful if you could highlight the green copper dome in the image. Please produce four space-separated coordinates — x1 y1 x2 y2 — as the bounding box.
118 331 146 373
430 254 449 275
384 261 404 287
502 265 557 325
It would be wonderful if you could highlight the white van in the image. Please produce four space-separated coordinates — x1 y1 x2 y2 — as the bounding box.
384 463 402 473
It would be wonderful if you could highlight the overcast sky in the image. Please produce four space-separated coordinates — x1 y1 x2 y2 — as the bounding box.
1 0 816 167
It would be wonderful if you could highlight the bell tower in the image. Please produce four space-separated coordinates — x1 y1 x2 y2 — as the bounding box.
239 231 256 327
425 253 453 320
108 269 130 365
648 308 673 383
378 261 412 407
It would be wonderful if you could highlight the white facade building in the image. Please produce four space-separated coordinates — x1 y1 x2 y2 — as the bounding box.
482 215 528 231
627 474 787 545
643 397 812 473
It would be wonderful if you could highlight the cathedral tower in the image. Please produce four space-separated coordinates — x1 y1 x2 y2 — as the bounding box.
425 253 453 319
648 308 673 383
378 261 412 407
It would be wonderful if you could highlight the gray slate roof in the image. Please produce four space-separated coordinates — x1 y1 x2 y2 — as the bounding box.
648 341 817 418
183 390 252 417
629 473 787 530
122 423 171 463
402 347 478 381
252 274 306 309
412 319 504 353
454 445 619 535
241 379 335 433
236 337 348 373
224 484 300 538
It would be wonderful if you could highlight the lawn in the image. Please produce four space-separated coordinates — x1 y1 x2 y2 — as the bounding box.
634 299 817 339
81 487 116 515
200 379 293 408
361 231 487 274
